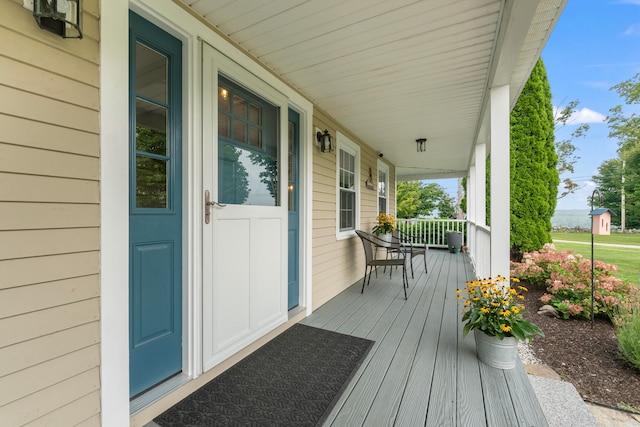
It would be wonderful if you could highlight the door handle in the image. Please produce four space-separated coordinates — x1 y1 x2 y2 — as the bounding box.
204 190 226 224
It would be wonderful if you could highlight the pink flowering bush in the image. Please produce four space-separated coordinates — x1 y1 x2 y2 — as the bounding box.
511 244 638 319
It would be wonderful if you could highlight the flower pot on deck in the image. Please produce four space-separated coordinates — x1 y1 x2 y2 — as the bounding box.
378 233 392 243
447 231 462 253
474 330 518 369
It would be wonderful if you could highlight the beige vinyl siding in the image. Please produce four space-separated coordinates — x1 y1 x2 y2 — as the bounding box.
311 109 396 309
0 1 101 426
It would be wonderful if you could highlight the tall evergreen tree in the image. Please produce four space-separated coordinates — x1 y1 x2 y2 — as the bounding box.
509 58 559 255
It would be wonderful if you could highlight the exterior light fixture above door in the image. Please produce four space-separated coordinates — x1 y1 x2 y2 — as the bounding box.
416 138 427 152
32 0 83 39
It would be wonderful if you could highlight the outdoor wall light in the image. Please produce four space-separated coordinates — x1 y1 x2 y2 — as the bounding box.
416 138 427 152
316 129 334 153
33 0 83 39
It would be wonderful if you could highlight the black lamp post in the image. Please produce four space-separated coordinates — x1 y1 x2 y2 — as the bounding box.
590 188 603 329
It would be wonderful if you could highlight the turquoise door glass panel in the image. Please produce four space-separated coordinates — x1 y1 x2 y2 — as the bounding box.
287 109 300 310
129 11 182 398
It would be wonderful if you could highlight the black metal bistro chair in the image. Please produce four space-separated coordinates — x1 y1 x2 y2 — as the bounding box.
394 229 428 278
355 230 408 299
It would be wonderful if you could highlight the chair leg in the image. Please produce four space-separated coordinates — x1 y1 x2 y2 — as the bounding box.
402 264 408 300
361 266 368 293
410 256 415 279
423 253 427 273
367 266 374 287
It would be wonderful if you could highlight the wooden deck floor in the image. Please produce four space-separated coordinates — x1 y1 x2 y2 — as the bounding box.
301 249 548 427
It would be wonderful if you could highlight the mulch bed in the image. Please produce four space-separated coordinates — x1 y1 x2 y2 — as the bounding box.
521 283 640 412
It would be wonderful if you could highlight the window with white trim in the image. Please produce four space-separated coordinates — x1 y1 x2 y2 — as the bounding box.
336 133 360 237
377 161 389 214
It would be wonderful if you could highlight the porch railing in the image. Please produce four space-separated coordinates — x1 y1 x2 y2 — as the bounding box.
396 218 467 249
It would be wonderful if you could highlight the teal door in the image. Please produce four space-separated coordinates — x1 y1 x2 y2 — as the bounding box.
287 109 300 310
129 12 183 397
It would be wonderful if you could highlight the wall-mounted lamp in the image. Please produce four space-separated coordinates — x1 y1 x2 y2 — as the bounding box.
416 138 427 152
33 0 83 39
316 129 334 153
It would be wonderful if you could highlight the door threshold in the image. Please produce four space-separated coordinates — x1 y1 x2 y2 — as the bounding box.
288 305 305 319
130 373 190 416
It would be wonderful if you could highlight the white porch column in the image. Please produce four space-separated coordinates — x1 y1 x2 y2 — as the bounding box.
467 164 476 261
468 164 476 224
476 143 486 226
490 85 510 278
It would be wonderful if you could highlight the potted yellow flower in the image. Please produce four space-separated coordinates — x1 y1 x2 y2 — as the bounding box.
372 213 396 241
457 276 543 369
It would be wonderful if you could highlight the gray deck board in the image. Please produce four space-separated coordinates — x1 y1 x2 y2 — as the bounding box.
300 248 548 427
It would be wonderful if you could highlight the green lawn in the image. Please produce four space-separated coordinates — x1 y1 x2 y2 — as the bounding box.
551 231 640 246
551 232 640 285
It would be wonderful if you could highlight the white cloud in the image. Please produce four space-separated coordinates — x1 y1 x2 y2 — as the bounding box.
554 106 607 125
624 23 640 36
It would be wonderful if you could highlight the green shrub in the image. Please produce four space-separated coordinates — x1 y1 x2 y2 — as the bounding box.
613 297 640 371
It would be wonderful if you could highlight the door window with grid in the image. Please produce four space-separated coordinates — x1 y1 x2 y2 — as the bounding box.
218 75 279 206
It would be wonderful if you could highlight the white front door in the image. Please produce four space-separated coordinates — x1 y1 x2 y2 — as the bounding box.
201 44 288 370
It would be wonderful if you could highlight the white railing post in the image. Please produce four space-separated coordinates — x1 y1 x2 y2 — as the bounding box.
396 218 468 249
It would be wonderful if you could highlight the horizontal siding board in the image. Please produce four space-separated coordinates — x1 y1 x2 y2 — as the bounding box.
0 228 99 260
0 345 100 406
0 55 99 109
0 144 100 180
0 368 100 426
0 252 99 290
0 203 99 230
23 390 101 427
0 322 100 377
0 172 99 203
0 26 99 87
0 115 99 157
74 413 101 427
0 86 98 134
0 276 99 319
0 298 100 348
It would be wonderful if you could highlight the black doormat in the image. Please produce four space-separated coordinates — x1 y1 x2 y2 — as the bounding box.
154 324 374 427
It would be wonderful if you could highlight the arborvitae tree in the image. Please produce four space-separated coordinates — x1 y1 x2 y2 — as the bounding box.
510 58 559 255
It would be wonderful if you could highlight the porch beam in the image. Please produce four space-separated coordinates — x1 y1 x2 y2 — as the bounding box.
490 85 510 278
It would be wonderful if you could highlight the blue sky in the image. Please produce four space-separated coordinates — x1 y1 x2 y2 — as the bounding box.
543 0 640 211
433 0 640 212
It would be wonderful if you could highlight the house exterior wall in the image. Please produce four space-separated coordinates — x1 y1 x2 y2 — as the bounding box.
311 108 396 309
0 1 102 425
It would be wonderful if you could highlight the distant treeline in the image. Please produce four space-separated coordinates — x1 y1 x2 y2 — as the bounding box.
551 210 591 228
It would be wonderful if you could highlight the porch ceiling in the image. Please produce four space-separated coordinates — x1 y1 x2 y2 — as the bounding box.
179 0 566 180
